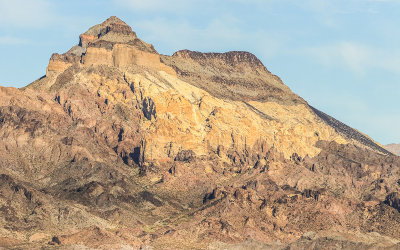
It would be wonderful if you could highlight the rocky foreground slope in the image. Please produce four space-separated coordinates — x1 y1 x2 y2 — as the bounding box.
1 16 400 249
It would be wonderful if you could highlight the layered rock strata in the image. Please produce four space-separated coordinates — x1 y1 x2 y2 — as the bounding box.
1 17 399 249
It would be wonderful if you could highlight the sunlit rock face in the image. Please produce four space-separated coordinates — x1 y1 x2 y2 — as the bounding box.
1 16 399 249
46 16 175 76
40 17 356 163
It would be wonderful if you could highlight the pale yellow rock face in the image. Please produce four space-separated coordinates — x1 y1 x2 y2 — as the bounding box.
80 45 176 76
46 58 348 163
41 16 350 162
111 70 349 161
113 44 176 76
46 60 72 75
79 34 98 47
82 47 113 66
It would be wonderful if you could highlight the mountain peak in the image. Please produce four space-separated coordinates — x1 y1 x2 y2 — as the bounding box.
5 14 400 249
104 16 126 24
45 16 166 76
90 16 129 29
79 16 137 48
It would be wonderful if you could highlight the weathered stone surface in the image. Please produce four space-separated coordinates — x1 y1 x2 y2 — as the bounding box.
45 16 174 76
174 150 195 162
1 16 400 249
162 50 301 104
385 192 400 211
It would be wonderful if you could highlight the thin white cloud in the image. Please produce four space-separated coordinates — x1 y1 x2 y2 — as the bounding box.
303 0 397 12
114 0 275 12
113 0 206 11
353 112 400 145
367 0 397 2
133 16 285 58
306 41 400 75
307 90 400 145
296 0 398 27
307 42 370 74
0 36 28 45
0 0 54 28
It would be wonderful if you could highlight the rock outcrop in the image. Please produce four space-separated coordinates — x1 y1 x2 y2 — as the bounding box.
46 16 175 77
1 17 400 249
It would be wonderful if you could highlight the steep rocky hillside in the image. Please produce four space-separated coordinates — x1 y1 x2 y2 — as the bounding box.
1 16 400 249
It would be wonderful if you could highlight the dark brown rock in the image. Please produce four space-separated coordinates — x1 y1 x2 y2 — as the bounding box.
174 150 195 162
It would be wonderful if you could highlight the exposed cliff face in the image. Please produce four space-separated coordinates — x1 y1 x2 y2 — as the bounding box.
35 18 387 162
1 17 400 249
45 16 173 77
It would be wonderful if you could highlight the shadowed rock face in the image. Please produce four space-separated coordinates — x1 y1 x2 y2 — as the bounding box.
161 49 303 104
172 50 266 68
1 17 400 249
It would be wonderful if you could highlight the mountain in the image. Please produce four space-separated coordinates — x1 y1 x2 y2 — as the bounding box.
1 16 400 249
385 143 400 156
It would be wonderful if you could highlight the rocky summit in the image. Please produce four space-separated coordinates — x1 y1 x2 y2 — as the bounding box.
1 16 400 249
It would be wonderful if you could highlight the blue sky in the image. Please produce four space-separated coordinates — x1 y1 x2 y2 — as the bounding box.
0 0 399 144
